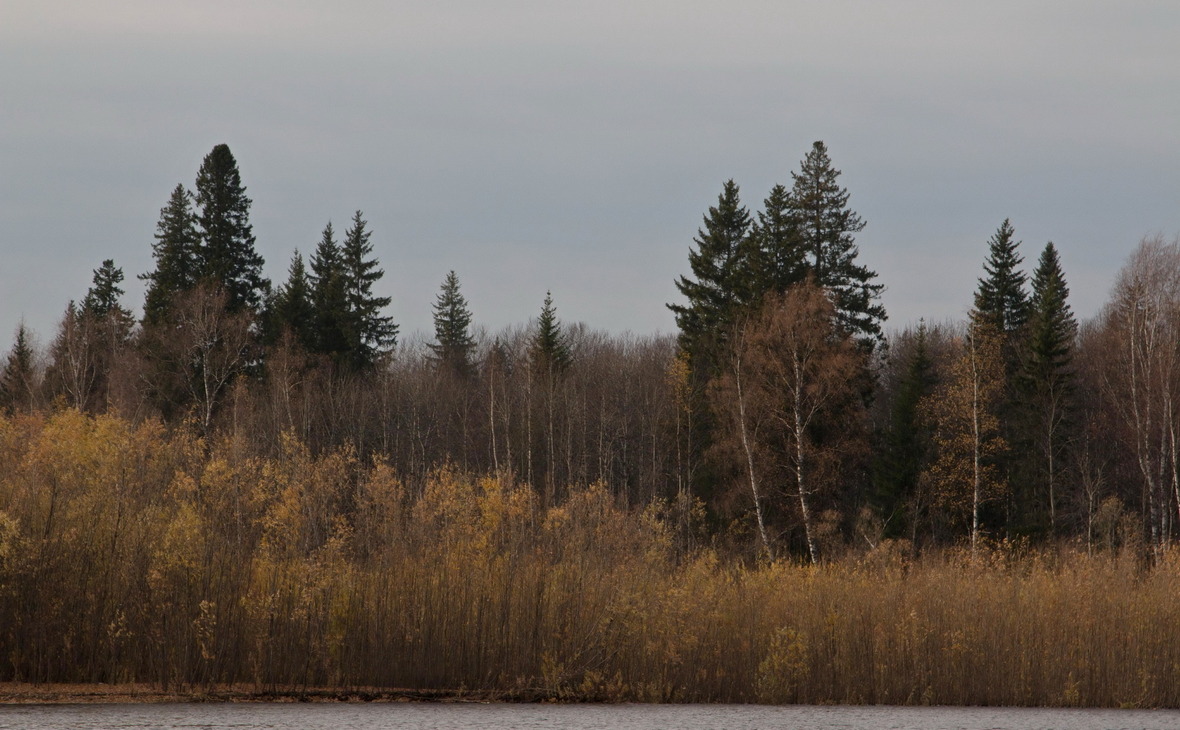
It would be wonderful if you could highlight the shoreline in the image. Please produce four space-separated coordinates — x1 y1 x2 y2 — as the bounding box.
0 683 554 705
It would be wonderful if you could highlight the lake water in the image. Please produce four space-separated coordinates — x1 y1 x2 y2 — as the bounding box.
2 703 1180 730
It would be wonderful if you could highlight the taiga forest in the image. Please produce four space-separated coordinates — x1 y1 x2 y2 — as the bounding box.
3 142 1180 705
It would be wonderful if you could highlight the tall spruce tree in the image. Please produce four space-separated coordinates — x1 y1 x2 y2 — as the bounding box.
339 210 396 369
973 219 1029 340
750 183 805 296
531 291 571 376
141 184 199 324
971 219 1031 535
788 141 885 348
668 179 753 371
194 144 268 312
431 270 475 376
1020 242 1077 533
309 221 349 358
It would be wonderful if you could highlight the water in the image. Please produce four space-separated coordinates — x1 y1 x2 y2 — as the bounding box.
2 703 1180 730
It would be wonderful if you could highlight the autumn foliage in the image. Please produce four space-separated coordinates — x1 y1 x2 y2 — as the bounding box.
2 409 1180 706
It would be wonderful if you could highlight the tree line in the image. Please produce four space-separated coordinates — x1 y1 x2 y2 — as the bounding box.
0 141 1177 560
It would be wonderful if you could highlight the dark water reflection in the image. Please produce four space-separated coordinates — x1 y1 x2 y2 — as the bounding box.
2 703 1180 730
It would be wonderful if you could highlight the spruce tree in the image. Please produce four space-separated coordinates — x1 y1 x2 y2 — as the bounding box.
1020 242 1077 533
971 219 1031 535
431 270 475 376
973 219 1029 339
531 291 571 376
194 144 268 312
668 179 753 371
873 321 936 538
271 250 316 351
82 259 130 320
309 221 350 358
141 184 199 324
339 210 396 369
0 324 38 413
750 183 805 296
788 141 885 348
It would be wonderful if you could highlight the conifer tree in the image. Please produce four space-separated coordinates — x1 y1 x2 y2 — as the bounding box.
339 210 397 369
788 141 885 348
971 219 1032 533
431 270 475 376
531 291 571 376
873 321 937 537
668 180 753 371
309 221 349 358
1021 242 1077 532
141 184 199 324
973 219 1029 339
0 324 39 413
194 144 268 312
271 251 316 352
82 259 131 321
750 183 805 296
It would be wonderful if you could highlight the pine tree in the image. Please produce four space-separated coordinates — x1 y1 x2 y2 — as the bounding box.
1020 242 1077 533
973 219 1029 339
141 184 199 324
194 144 268 312
271 250 316 352
431 270 475 376
788 141 885 348
668 179 753 371
339 210 397 369
531 291 571 376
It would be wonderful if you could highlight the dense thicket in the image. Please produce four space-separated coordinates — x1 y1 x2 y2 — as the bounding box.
2 411 1180 707
5 140 1180 617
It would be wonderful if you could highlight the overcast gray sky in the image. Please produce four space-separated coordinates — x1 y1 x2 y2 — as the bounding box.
3 1 1179 352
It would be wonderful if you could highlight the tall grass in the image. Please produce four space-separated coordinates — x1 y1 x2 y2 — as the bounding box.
1 410 1178 706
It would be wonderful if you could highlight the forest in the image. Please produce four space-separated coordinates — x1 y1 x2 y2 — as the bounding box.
2 141 1180 704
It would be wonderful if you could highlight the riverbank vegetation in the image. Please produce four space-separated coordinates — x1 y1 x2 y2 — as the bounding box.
0 411 1178 705
4 141 1180 705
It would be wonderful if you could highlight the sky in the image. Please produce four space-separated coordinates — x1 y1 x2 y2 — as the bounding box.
3 1 1180 353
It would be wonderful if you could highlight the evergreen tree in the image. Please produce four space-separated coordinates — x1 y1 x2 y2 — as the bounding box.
971 219 1031 534
0 324 38 413
309 221 350 358
668 179 753 371
141 184 199 324
82 259 130 321
271 250 316 352
750 183 805 296
194 144 268 312
973 219 1029 339
788 141 885 348
1020 242 1077 533
873 321 937 538
430 270 475 376
339 210 397 369
531 291 571 376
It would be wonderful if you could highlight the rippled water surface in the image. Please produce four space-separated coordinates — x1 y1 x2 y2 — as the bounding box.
3 703 1180 730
